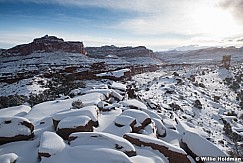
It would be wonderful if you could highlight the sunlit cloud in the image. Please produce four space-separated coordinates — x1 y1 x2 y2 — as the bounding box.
0 0 243 50
220 0 243 24
115 0 243 37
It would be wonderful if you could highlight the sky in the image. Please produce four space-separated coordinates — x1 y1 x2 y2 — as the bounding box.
0 0 243 51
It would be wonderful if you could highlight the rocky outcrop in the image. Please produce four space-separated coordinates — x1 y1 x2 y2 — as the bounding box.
96 68 131 81
2 35 86 56
124 133 190 163
52 105 99 130
56 115 94 140
68 132 136 157
181 131 228 163
38 131 66 159
86 45 156 58
0 153 18 163
0 117 34 145
117 109 152 133
114 115 136 128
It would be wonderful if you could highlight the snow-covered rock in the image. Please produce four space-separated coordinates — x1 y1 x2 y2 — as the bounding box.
153 118 166 137
0 116 34 145
56 115 93 140
0 105 31 117
96 68 131 79
120 99 147 110
141 120 157 137
84 89 124 101
40 146 133 163
0 153 18 163
68 132 136 156
114 115 136 127
181 130 228 162
124 133 190 163
25 93 104 124
121 109 151 127
110 81 127 91
84 89 113 99
130 148 167 163
52 105 99 129
38 131 66 158
120 109 151 133
141 108 162 120
163 119 177 130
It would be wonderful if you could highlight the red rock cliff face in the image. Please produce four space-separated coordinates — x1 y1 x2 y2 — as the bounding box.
86 45 156 58
3 35 86 56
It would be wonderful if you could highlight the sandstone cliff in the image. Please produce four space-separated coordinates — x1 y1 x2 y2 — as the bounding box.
86 45 156 58
2 35 86 56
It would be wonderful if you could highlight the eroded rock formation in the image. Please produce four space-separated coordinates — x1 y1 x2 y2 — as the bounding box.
2 35 86 56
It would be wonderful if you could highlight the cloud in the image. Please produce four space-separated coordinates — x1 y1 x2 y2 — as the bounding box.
1 0 243 50
219 0 243 24
237 38 243 42
3 0 241 38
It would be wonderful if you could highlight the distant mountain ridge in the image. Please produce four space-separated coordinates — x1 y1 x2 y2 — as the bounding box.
1 35 156 59
170 44 210 51
156 46 243 64
86 45 156 58
1 35 86 56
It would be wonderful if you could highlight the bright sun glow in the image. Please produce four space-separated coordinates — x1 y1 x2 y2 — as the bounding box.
190 2 242 38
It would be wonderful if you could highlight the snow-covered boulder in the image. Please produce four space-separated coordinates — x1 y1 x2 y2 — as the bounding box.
120 99 147 110
140 120 157 137
0 116 34 145
110 81 127 91
84 89 124 102
163 119 177 130
84 89 113 99
25 93 104 124
153 118 166 137
0 105 31 117
68 132 136 156
111 90 124 101
114 115 136 128
96 68 131 80
130 148 166 163
75 92 106 106
40 146 133 163
0 153 18 163
181 130 228 162
56 115 93 140
145 99 161 110
121 109 151 129
140 108 162 120
124 133 190 163
38 131 66 159
97 101 117 112
52 105 99 129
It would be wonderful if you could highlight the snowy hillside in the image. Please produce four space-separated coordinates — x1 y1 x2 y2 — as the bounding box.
0 37 242 162
133 64 243 159
0 62 242 163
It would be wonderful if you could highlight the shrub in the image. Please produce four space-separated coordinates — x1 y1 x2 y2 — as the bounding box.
226 111 237 116
71 99 84 109
194 99 202 109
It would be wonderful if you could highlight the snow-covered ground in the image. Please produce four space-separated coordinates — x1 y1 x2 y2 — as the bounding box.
0 60 242 162
0 51 160 75
133 64 243 158
0 76 48 96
